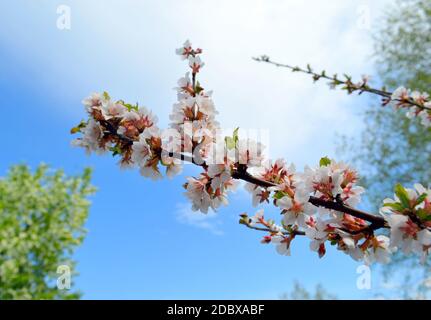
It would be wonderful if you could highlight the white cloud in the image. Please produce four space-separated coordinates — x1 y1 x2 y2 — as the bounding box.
175 202 224 236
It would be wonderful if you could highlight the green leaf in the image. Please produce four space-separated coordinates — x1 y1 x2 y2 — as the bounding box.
225 128 240 150
416 209 428 220
109 145 123 157
273 191 287 200
415 193 428 206
233 127 239 144
225 137 235 150
103 91 110 100
383 202 405 212
118 100 138 111
394 183 411 209
319 157 331 167
70 121 87 134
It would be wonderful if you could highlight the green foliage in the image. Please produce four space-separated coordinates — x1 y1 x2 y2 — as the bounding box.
319 156 331 167
374 0 431 90
273 190 287 200
394 183 411 209
0 164 95 299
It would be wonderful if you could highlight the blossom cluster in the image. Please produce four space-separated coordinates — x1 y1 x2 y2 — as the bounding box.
391 87 431 127
381 183 431 263
72 40 265 213
173 41 266 213
242 158 394 264
71 40 430 265
72 91 181 180
241 207 392 264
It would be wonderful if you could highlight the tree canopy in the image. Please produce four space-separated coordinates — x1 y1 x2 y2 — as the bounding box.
0 164 95 299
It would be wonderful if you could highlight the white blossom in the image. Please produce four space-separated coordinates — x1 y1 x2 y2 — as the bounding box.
131 134 152 167
82 92 106 113
188 55 204 73
245 183 269 207
391 86 410 102
250 209 264 225
175 40 193 60
184 177 213 213
277 189 314 227
101 100 127 120
365 235 392 264
271 235 291 256
418 109 431 127
71 119 105 154
384 214 423 254
303 159 364 205
305 216 331 254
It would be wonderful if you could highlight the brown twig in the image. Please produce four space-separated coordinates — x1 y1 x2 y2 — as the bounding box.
242 222 306 236
253 56 431 112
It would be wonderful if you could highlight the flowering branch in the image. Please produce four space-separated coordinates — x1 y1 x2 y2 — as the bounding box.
253 55 431 127
70 41 431 264
96 119 386 228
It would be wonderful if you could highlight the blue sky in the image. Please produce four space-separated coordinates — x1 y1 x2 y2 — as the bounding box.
1 0 394 299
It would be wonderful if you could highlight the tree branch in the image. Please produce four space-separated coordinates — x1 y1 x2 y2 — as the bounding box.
253 56 431 112
242 222 306 236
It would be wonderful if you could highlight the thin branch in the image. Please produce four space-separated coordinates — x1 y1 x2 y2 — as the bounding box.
253 56 431 112
242 222 306 236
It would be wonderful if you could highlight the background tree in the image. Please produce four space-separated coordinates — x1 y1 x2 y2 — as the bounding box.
0 164 95 299
279 281 337 300
339 0 431 297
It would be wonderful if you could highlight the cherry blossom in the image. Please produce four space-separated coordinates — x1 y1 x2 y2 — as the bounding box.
175 40 193 60
365 235 392 264
101 100 127 120
245 183 270 207
72 119 105 155
82 92 106 114
271 235 292 256
380 183 431 261
184 172 238 213
117 107 158 139
131 133 152 167
276 189 314 228
188 55 204 73
391 86 411 106
303 158 364 206
305 216 333 258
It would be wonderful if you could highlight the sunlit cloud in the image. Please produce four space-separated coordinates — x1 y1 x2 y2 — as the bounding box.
175 202 224 236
